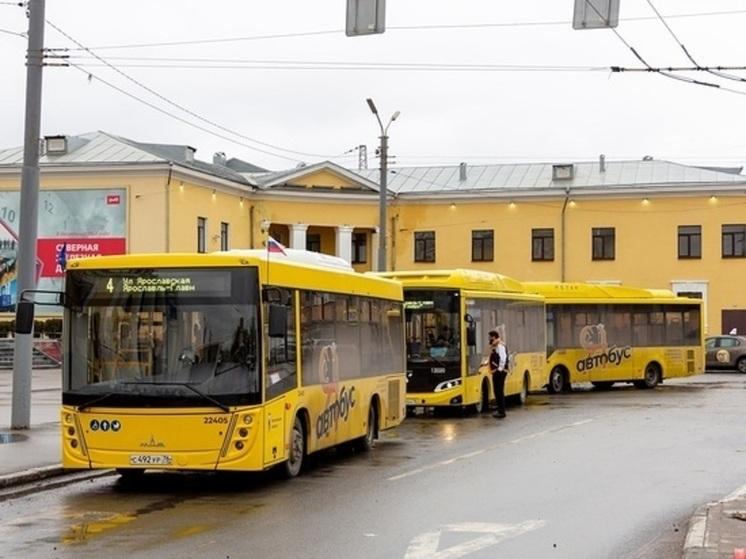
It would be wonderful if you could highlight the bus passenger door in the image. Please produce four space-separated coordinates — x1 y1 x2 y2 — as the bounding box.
264 289 297 466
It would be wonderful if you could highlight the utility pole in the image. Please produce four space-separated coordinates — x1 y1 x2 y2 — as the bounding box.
366 98 399 272
12 0 46 429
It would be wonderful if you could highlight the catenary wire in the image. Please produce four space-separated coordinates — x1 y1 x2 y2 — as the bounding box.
0 27 24 37
48 8 746 52
644 0 746 84
45 19 342 161
582 0 746 97
64 62 324 164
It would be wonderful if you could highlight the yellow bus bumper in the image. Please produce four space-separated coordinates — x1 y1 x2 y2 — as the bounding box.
406 388 465 407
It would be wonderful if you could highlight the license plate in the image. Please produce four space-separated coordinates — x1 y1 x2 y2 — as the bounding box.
406 399 416 405
129 454 173 466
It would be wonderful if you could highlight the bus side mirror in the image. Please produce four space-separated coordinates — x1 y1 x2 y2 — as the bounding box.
15 301 35 335
268 304 287 338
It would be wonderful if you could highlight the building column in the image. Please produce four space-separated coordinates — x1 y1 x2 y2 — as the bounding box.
289 224 308 249
335 225 354 264
370 227 380 271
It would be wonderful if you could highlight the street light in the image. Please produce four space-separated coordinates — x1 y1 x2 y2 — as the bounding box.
366 97 399 272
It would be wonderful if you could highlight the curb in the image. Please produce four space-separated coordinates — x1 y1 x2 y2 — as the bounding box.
0 465 115 501
0 464 66 489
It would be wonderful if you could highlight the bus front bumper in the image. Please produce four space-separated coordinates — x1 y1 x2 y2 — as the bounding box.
406 388 464 407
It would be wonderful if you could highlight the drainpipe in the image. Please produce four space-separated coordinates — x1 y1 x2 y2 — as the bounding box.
249 204 256 249
560 187 570 282
165 163 173 252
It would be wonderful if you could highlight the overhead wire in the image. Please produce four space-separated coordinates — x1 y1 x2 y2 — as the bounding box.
0 27 25 37
644 0 746 84
582 0 746 97
47 8 746 52
44 19 342 162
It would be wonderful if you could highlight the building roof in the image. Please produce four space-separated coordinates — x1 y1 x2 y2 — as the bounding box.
356 160 746 196
0 131 256 188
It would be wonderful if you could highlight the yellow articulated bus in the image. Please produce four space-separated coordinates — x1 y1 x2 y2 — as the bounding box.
376 270 546 413
524 282 704 393
56 250 405 479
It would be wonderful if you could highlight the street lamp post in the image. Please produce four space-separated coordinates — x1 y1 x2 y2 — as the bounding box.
366 98 399 272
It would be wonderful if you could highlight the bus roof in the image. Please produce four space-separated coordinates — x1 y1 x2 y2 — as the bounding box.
523 282 700 304
374 269 526 294
67 250 402 300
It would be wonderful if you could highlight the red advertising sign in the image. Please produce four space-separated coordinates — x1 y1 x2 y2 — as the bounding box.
106 195 121 205
36 237 127 278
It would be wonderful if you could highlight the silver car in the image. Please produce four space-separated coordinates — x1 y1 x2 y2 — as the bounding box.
705 335 746 373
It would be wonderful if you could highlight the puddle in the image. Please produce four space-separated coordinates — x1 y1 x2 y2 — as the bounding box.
0 432 28 444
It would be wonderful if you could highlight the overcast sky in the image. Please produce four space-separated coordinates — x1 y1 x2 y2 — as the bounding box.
2 0 746 171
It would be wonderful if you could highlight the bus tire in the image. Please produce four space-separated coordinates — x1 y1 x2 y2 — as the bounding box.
474 380 490 414
636 362 661 389
548 366 568 394
356 402 378 452
283 416 305 478
518 373 529 406
737 357 746 374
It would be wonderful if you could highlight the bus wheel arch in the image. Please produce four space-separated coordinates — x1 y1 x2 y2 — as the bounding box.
636 361 662 389
548 365 569 394
282 412 308 478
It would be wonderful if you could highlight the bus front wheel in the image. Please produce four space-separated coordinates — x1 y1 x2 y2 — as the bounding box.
283 416 305 478
474 380 489 414
548 367 567 394
635 363 661 389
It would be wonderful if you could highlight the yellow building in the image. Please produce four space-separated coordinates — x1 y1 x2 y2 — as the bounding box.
1 132 744 335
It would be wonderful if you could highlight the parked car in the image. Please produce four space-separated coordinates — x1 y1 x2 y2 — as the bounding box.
705 335 746 373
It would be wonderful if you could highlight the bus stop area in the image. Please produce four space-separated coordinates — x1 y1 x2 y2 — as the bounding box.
0 367 742 557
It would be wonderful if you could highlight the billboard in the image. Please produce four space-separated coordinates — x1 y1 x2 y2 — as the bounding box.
0 188 127 311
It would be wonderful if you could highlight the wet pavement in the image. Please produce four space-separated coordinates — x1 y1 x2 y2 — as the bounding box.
0 373 745 558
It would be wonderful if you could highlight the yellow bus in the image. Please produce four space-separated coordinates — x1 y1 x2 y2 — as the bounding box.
56 250 405 479
524 282 704 392
377 270 546 413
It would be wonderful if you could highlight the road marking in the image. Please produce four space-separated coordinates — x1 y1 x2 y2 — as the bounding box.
404 520 545 559
388 418 593 481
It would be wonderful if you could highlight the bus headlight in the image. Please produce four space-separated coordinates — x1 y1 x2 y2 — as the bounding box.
434 378 462 392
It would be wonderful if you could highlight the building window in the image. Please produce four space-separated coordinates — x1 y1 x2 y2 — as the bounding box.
306 233 321 253
592 227 615 260
414 231 435 262
532 228 555 261
471 230 493 262
197 217 206 253
220 222 229 251
722 224 746 258
678 225 701 259
352 232 367 264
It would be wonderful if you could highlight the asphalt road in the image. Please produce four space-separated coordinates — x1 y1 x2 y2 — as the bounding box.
1 372 744 559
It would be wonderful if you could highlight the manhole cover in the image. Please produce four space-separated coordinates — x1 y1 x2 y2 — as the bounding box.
0 433 28 444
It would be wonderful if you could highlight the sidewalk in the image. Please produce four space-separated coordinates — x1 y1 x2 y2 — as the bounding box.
0 368 62 484
683 484 746 559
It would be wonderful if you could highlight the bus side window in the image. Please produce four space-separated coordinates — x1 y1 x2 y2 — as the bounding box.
266 289 297 400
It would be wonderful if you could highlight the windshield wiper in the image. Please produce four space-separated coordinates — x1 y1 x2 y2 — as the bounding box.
122 381 230 413
77 392 118 412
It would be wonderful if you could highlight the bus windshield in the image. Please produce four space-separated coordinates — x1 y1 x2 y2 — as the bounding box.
404 289 461 363
63 267 261 408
